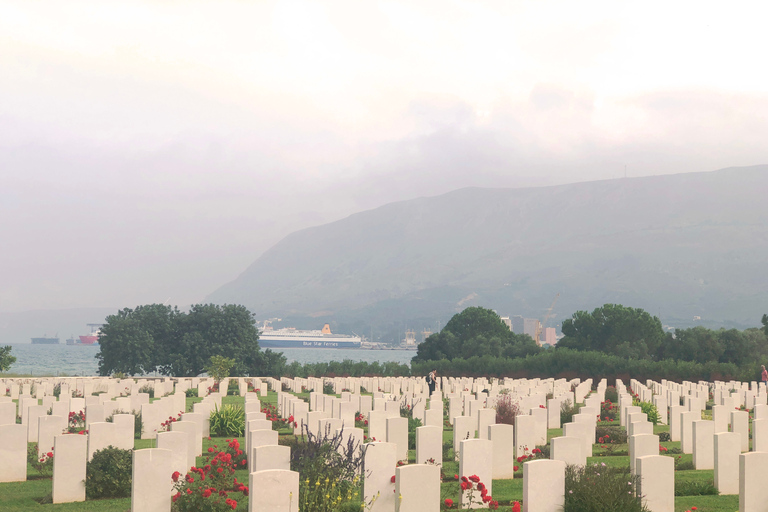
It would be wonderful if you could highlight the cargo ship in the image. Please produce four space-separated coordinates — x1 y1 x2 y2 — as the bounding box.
67 324 102 346
31 336 60 345
259 323 361 349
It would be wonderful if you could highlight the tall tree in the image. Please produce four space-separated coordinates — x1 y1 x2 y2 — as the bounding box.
413 307 540 362
557 304 664 360
0 345 16 372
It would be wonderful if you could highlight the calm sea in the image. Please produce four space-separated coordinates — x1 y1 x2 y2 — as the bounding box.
5 344 415 377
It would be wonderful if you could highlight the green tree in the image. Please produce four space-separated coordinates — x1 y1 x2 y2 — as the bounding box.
763 314 768 336
97 303 286 377
0 345 16 372
96 304 180 376
206 355 235 383
413 307 540 362
557 304 664 360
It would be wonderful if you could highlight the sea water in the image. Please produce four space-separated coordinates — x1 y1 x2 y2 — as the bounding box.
5 344 414 376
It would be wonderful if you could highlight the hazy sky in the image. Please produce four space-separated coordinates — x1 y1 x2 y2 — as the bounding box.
2 0 767 312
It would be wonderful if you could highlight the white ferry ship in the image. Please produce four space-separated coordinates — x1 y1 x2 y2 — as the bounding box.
259 323 361 349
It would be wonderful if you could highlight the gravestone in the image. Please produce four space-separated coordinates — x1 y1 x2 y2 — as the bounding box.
523 459 565 512
157 431 190 476
488 423 516 478
364 442 397 512
751 418 768 452
52 433 87 503
249 469 300 512
87 422 118 460
477 409 495 440
692 420 714 470
515 415 537 458
636 455 674 512
387 416 408 461
416 425 442 465
629 434 659 475
714 432 740 495
550 436 584 467
740 452 768 512
38 415 67 458
669 405 684 442
132 448 173 512
395 464 440 512
459 439 493 509
248 429 279 472
563 422 592 459
679 411 694 454
0 424 26 482
170 421 198 470
253 445 291 472
0 401 15 425
26 405 47 442
712 405 729 433
731 410 749 452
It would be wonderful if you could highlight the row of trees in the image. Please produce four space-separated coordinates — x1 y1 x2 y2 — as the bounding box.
558 304 768 365
413 305 768 374
96 303 286 377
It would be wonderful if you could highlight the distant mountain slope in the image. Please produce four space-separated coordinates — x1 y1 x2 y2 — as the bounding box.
207 166 768 337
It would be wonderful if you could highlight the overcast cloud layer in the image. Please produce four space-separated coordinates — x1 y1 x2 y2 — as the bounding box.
2 0 767 312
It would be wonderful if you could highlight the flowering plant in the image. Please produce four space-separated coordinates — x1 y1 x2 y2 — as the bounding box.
67 410 87 433
456 475 498 509
160 412 184 432
27 443 53 477
171 439 248 511
260 403 296 430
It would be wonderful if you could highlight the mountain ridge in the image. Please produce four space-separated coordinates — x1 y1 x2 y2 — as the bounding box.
207 165 768 339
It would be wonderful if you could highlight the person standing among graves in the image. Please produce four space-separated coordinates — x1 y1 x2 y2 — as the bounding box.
427 369 437 395
761 365 767 386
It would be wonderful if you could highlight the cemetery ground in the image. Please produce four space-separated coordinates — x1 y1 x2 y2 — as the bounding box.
0 383 748 512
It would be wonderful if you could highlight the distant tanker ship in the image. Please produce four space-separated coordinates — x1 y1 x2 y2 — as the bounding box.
31 336 60 345
66 324 102 346
259 323 361 349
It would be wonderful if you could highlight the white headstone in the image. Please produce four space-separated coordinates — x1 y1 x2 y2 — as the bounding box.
488 423 516 478
0 424 26 482
386 416 408 462
459 439 493 509
523 459 565 512
52 433 87 503
714 432 740 495
692 420 714 470
550 436 584 467
395 464 440 512
415 425 442 466
636 455 674 512
132 448 173 512
249 469 300 512
253 444 291 472
364 442 397 512
740 451 768 512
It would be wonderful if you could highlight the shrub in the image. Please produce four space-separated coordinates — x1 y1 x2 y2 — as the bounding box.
209 404 245 437
675 479 718 496
494 394 520 425
323 381 335 395
561 399 582 425
604 385 619 403
595 425 627 444
185 388 198 398
408 416 423 451
52 383 61 398
283 424 366 512
658 432 671 442
138 384 154 398
226 380 239 396
86 446 132 499
564 463 648 512
600 400 618 422
635 401 660 425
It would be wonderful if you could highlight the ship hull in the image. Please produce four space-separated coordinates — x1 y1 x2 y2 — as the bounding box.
31 337 60 345
259 338 361 349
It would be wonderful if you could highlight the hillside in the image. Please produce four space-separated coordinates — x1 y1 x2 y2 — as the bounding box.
207 166 768 340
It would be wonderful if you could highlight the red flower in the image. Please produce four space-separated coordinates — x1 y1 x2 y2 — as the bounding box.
468 475 480 483
208 447 214 453
391 475 396 483
172 471 180 482
444 498 454 508
202 489 212 498
454 474 459 480
46 452 53 458
186 488 192 494
512 501 521 512
514 466 519 471
490 500 500 510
